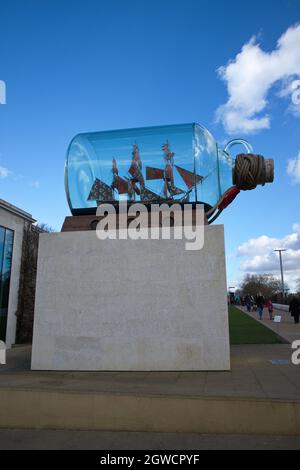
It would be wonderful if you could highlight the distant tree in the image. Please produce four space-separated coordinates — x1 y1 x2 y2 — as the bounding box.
36 223 55 232
240 273 287 301
16 222 54 343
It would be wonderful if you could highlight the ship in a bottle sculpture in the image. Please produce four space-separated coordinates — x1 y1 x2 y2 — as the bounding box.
65 123 274 223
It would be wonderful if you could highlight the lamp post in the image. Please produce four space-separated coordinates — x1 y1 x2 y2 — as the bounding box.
274 249 286 301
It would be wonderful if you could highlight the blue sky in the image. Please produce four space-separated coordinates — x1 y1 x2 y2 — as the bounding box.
0 0 300 289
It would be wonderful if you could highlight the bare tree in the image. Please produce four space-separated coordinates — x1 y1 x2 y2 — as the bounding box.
240 273 288 300
36 222 55 232
16 222 55 343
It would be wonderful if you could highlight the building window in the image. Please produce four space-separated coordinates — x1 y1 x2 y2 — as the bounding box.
0 226 14 342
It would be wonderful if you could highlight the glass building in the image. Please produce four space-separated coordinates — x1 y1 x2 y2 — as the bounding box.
0 226 14 342
0 200 36 346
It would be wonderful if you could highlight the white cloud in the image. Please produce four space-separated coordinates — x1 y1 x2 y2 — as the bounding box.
0 166 9 178
237 224 300 290
287 151 300 184
216 23 300 134
279 78 300 117
30 180 40 189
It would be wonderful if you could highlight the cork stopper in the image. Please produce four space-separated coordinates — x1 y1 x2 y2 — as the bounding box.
264 158 274 183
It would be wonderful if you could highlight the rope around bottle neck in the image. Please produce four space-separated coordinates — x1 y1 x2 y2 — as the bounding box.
233 153 263 190
207 153 274 224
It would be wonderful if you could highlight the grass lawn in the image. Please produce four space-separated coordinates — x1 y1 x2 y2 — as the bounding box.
228 305 284 344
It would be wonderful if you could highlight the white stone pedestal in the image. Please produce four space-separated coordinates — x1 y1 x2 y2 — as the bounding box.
31 225 230 370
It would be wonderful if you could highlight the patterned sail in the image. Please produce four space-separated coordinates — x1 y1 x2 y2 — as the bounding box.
114 175 129 194
175 165 203 189
88 178 114 202
146 167 165 180
168 185 185 196
140 187 162 202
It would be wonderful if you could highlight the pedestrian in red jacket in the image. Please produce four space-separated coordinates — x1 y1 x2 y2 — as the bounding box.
265 300 274 320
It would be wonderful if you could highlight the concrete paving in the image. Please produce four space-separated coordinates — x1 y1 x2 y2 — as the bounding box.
1 344 300 436
238 305 300 344
1 429 300 450
1 344 300 401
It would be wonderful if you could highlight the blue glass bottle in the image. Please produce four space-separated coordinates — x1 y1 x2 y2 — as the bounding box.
65 123 272 215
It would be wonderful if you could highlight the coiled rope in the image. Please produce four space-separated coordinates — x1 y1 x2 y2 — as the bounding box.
233 153 265 191
207 154 268 224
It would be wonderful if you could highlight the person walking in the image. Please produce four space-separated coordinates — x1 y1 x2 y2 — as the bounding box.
265 299 274 320
256 293 265 320
289 296 300 324
245 294 251 313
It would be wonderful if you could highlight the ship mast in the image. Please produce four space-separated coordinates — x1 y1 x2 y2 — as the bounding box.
162 142 184 198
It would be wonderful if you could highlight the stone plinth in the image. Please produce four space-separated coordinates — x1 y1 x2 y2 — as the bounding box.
31 225 230 370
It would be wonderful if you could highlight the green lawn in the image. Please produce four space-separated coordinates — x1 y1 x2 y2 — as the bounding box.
228 305 284 344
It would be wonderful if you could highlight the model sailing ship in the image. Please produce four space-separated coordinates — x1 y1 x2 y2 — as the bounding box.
88 142 203 205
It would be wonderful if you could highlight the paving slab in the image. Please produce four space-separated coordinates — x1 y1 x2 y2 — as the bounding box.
0 344 299 401
1 345 300 435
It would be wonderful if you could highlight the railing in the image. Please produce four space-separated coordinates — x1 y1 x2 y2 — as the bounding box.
273 303 289 312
